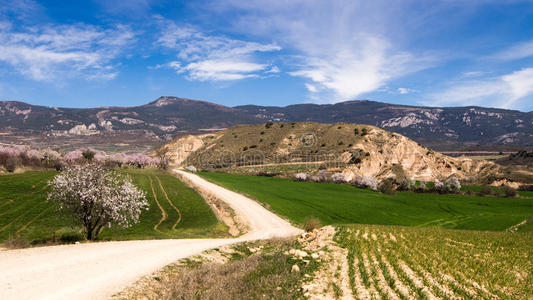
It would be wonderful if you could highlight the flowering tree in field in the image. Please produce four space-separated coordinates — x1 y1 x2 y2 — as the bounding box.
47 163 149 240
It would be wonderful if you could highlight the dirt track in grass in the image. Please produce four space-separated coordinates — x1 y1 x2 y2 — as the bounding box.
0 170 301 300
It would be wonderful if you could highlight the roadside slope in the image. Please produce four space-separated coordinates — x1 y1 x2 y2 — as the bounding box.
0 170 301 300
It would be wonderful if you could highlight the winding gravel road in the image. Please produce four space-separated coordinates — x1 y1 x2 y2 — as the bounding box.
0 170 302 299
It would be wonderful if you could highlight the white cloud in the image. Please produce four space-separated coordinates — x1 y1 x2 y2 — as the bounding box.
202 0 436 102
428 68 533 110
397 87 414 94
305 83 317 93
265 65 280 73
0 23 135 81
155 19 281 81
490 39 533 60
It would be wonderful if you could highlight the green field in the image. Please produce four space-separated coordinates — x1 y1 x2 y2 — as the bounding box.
0 169 227 245
199 172 533 232
336 224 532 299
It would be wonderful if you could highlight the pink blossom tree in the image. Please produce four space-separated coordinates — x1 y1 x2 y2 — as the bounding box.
47 163 149 240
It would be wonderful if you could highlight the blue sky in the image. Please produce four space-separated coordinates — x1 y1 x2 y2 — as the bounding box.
0 0 532 111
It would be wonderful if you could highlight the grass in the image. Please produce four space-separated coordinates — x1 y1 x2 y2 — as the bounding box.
336 224 532 299
199 172 533 232
0 169 227 245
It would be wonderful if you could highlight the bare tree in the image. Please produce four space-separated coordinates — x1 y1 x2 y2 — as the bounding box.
47 163 149 240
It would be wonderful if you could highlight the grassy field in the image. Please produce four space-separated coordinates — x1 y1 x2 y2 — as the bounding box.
199 172 533 232
336 224 532 299
0 169 227 245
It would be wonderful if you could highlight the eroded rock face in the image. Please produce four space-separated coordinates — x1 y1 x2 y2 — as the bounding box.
341 128 497 181
160 133 221 166
164 122 501 183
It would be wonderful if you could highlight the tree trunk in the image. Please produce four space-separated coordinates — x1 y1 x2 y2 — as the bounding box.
86 227 94 240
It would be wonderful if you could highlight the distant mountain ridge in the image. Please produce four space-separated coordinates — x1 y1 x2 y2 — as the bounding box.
0 96 531 151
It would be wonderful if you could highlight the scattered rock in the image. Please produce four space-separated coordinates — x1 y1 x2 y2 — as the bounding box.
291 264 300 273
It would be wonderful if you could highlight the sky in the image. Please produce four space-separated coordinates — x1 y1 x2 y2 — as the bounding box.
0 0 532 111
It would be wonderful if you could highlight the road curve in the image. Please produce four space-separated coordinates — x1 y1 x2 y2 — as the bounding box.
0 170 302 300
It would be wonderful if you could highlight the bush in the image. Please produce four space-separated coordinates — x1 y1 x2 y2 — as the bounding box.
330 173 347 183
5 156 18 172
294 172 308 181
60 232 85 244
519 184 533 191
4 235 29 249
443 176 461 193
265 122 273 129
81 148 95 161
378 178 396 195
504 186 517 198
353 128 359 135
352 176 378 190
478 187 494 197
303 218 321 232
361 128 368 136
396 179 414 191
317 170 329 182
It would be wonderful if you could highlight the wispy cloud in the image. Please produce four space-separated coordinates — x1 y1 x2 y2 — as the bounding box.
155 19 281 81
427 68 533 110
489 39 533 60
202 0 436 103
0 23 135 81
397 87 415 94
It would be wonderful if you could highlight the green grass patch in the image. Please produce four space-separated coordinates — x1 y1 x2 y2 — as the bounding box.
336 224 532 299
199 172 533 232
0 169 227 245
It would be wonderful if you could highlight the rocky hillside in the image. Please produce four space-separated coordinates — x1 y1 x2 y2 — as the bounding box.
1 97 532 151
161 122 511 183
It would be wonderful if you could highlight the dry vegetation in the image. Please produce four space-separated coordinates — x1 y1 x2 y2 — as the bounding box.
114 238 321 299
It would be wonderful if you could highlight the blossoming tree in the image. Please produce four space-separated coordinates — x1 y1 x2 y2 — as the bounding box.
47 163 149 240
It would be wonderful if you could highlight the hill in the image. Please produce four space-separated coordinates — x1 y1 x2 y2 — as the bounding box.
161 122 509 183
1 97 532 151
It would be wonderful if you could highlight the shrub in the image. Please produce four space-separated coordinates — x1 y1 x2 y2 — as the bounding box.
330 172 347 183
294 172 308 181
81 148 95 161
265 122 273 129
352 176 378 190
396 179 414 191
478 187 494 197
317 170 329 182
303 218 321 232
519 184 533 191
353 128 359 135
443 176 461 193
378 178 396 195
5 156 18 172
504 186 517 198
47 163 149 240
4 235 29 249
60 232 85 244
434 180 444 192
361 128 368 136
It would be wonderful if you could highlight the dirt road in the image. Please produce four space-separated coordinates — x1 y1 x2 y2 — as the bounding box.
0 170 301 299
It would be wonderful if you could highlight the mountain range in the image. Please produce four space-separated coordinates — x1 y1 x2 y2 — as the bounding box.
0 96 531 151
